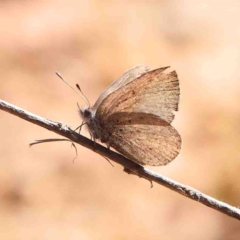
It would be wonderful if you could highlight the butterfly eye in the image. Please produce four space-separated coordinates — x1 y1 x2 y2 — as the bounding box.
83 109 91 118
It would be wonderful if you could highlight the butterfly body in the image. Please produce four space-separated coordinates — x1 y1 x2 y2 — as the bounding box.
80 107 110 143
79 65 181 166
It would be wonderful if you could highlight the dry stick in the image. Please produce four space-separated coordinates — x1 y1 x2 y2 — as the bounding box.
0 99 240 221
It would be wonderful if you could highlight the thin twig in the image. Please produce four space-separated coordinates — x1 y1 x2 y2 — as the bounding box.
0 99 240 221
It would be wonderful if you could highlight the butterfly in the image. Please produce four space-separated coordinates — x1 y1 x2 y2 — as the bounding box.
79 65 181 166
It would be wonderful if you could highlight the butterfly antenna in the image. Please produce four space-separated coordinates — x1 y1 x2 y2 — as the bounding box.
77 102 81 110
76 84 90 108
55 72 90 107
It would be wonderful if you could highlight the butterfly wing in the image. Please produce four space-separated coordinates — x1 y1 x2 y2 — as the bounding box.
92 65 149 112
96 67 179 124
101 112 181 166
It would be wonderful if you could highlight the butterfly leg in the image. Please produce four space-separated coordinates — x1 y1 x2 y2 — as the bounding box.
88 132 97 147
98 154 114 167
74 121 86 134
106 142 111 151
124 168 153 188
93 137 97 147
89 132 93 141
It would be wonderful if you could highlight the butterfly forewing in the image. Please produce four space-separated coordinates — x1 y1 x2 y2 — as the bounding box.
92 65 149 112
101 112 181 166
96 67 179 124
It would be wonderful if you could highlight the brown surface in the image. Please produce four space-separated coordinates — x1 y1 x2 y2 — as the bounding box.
1 0 240 239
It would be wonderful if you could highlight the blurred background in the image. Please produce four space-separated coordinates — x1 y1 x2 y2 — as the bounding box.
0 0 240 239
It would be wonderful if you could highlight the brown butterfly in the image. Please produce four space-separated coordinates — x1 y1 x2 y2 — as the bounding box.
79 65 181 166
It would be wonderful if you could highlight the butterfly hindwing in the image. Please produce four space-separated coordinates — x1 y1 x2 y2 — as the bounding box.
100 112 181 166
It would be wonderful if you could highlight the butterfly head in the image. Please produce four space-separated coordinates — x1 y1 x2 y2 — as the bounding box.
79 106 94 123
